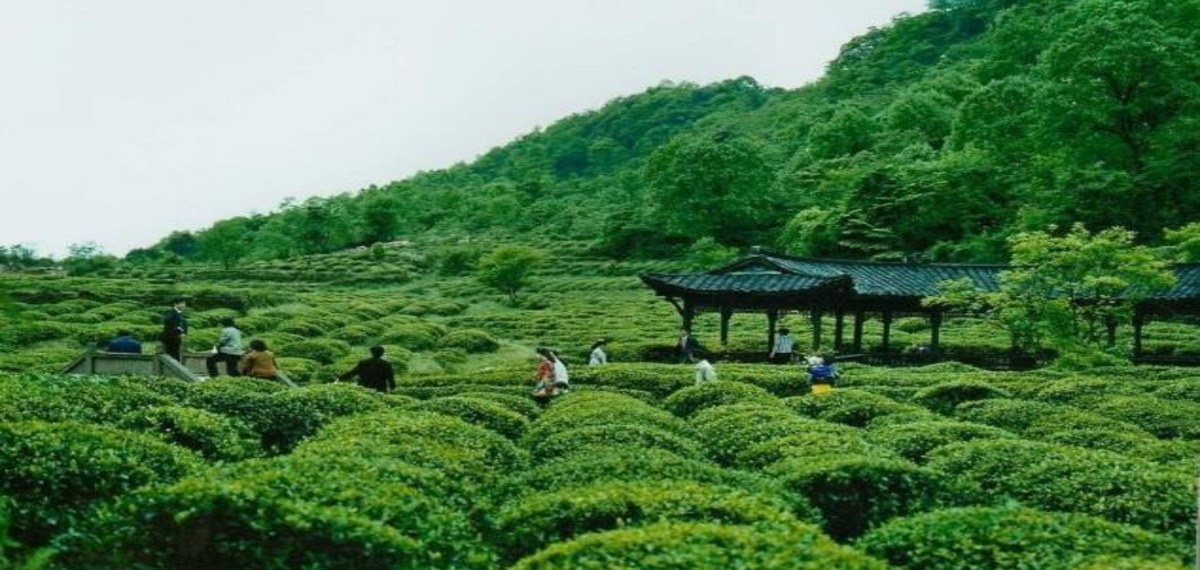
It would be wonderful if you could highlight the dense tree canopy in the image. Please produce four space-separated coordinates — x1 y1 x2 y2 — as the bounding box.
130 0 1199 265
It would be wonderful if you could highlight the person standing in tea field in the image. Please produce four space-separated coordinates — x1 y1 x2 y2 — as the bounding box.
160 298 188 361
239 339 279 381
205 317 243 378
677 328 702 363
769 327 795 364
589 338 608 366
338 345 395 393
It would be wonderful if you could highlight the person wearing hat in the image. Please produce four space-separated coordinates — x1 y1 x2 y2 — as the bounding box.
588 338 608 366
338 345 396 393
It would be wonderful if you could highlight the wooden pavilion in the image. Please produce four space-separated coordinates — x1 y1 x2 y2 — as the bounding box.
640 252 1200 363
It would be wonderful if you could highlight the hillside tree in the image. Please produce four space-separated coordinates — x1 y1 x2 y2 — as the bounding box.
476 245 547 304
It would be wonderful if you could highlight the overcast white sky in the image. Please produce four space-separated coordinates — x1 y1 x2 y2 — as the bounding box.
0 0 926 258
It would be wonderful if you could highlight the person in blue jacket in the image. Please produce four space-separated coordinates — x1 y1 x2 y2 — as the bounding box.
105 330 142 353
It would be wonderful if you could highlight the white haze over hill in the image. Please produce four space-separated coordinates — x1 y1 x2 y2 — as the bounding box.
0 0 926 258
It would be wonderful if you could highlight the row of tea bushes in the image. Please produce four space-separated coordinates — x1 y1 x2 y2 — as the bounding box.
0 363 1193 568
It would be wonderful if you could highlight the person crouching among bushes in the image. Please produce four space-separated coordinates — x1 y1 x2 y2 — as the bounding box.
694 354 717 384
105 330 143 354
239 339 279 381
338 345 395 393
806 355 839 395
532 347 569 398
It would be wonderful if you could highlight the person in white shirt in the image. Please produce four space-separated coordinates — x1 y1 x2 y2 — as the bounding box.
770 327 795 364
589 338 608 366
694 357 717 384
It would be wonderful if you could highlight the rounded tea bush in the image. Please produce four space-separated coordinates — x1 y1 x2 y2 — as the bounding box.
0 373 174 424
510 521 885 570
436 329 501 353
663 381 779 418
769 455 966 541
501 447 818 520
1079 395 1200 439
786 390 927 427
857 506 1188 570
413 396 529 440
690 407 854 467
911 381 1011 415
0 421 200 546
60 454 497 570
925 439 1194 541
492 480 801 561
526 423 704 463
865 420 1015 463
277 338 352 365
303 410 527 489
736 432 892 469
533 392 695 440
118 405 261 461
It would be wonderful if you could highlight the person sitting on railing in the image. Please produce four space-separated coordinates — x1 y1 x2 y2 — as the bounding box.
206 318 244 378
105 330 142 354
239 339 279 381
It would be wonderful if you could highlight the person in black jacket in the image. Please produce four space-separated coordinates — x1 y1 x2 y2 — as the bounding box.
160 298 188 361
338 345 395 393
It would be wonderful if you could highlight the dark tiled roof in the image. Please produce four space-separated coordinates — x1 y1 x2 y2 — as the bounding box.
643 253 1198 300
640 273 842 295
1155 263 1200 299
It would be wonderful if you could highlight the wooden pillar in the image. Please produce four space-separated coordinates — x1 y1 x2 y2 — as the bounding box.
766 309 779 353
1104 315 1117 348
682 298 695 333
810 309 824 351
881 310 894 353
929 311 943 353
833 309 846 352
852 310 865 352
719 307 732 347
1132 309 1145 358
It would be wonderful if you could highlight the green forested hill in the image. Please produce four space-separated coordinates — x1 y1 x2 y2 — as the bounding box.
134 0 1200 265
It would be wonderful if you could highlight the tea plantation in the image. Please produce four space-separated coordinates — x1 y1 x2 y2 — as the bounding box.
0 240 1196 568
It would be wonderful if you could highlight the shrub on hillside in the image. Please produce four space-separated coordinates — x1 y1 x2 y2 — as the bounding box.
785 390 927 427
857 506 1188 570
119 405 260 461
413 396 529 440
509 521 885 570
443 389 542 419
925 439 1195 541
911 381 1011 415
0 373 174 424
436 329 501 353
492 481 802 562
662 381 779 418
1152 379 1200 403
865 420 1015 463
59 454 496 570
1041 428 1158 454
264 384 391 451
378 321 447 350
738 432 892 469
953 399 1151 438
1032 376 1141 405
277 339 352 365
692 411 854 467
533 391 694 439
0 421 199 547
568 363 692 397
1078 396 1200 439
526 423 703 463
769 455 966 541
301 411 526 490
